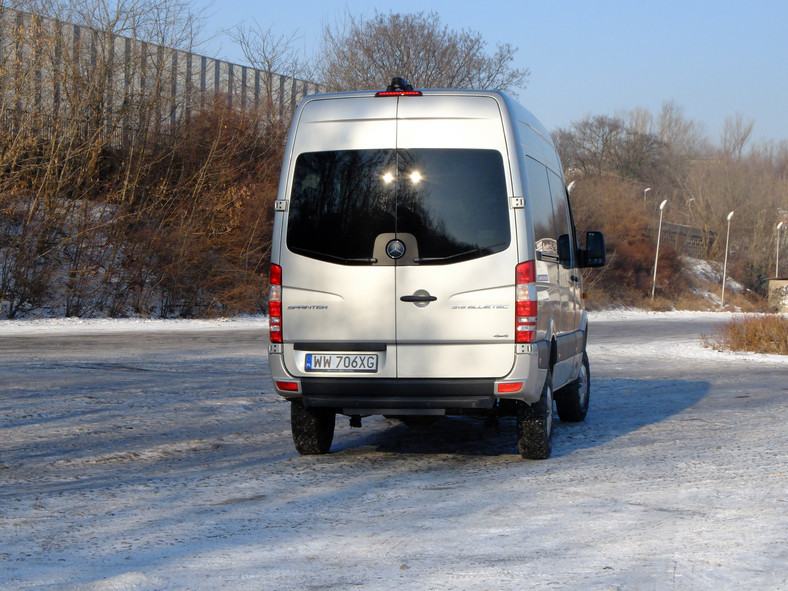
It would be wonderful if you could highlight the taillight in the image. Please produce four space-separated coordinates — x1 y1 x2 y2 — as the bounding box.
269 264 282 344
515 261 537 343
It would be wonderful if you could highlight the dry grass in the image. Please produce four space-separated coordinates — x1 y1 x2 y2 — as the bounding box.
702 315 788 355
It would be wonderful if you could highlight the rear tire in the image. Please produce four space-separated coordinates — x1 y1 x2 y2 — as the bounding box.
516 368 553 460
555 351 590 422
290 399 335 455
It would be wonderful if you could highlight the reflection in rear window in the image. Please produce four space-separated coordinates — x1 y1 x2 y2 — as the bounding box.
287 149 510 265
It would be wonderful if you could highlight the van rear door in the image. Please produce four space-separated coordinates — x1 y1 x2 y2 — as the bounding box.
280 97 398 379
394 95 516 379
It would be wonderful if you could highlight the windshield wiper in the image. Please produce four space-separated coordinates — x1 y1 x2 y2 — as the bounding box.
413 242 507 264
291 247 377 265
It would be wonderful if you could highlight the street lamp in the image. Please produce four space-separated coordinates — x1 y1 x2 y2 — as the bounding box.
721 211 734 307
643 187 652 205
777 221 785 278
651 199 668 300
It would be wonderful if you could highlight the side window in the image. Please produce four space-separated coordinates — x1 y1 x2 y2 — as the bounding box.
547 171 570 236
525 157 557 258
547 170 576 265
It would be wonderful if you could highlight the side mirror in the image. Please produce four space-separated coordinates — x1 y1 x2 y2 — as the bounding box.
581 231 606 268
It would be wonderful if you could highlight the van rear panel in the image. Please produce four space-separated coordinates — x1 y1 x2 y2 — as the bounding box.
278 93 519 384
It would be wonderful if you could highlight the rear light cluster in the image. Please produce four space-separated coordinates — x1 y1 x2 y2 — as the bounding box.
515 261 537 343
269 264 282 343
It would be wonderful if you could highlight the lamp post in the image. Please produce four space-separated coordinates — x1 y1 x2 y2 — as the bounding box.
651 199 668 300
721 211 734 307
643 187 652 205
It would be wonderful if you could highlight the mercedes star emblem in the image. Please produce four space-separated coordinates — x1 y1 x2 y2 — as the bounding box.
386 239 406 260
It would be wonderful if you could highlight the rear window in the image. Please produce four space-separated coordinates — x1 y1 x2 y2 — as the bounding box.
287 149 510 265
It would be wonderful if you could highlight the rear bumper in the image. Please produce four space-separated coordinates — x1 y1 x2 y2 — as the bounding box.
300 378 496 411
269 339 550 409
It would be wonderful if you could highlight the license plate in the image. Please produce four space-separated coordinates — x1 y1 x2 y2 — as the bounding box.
305 353 378 373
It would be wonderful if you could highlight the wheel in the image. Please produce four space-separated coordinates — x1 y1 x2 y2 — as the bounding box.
555 351 590 422
290 399 335 455
516 368 553 460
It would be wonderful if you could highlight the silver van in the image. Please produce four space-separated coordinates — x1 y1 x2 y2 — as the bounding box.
268 78 605 459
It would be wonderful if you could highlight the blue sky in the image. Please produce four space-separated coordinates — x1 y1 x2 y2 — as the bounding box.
193 0 788 145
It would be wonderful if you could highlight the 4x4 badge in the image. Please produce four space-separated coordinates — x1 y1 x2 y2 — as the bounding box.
386 239 406 260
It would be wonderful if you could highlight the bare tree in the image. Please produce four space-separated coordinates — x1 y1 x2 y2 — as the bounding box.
18 0 202 49
554 114 664 185
721 112 754 160
659 100 707 159
231 20 312 121
318 11 529 93
625 106 654 137
555 116 626 177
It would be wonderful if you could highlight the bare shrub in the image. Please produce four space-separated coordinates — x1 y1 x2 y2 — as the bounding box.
0 3 289 318
125 96 285 317
702 315 788 355
570 175 686 305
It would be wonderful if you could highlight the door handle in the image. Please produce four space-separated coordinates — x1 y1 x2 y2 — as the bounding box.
401 289 437 307
400 294 438 303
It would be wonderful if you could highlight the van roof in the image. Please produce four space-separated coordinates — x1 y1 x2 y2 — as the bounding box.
298 87 554 152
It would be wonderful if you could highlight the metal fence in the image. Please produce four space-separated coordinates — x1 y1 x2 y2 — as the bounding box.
660 222 710 259
0 7 320 145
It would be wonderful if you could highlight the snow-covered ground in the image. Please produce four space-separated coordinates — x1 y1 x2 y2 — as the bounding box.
1 311 786 590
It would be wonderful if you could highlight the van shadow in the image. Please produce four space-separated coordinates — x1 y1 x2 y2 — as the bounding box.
333 378 711 458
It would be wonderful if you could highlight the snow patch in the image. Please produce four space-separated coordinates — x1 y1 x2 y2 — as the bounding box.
75 573 168 591
684 256 744 293
0 315 269 335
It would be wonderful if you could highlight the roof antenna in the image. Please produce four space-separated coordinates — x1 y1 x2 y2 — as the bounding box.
387 77 413 92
